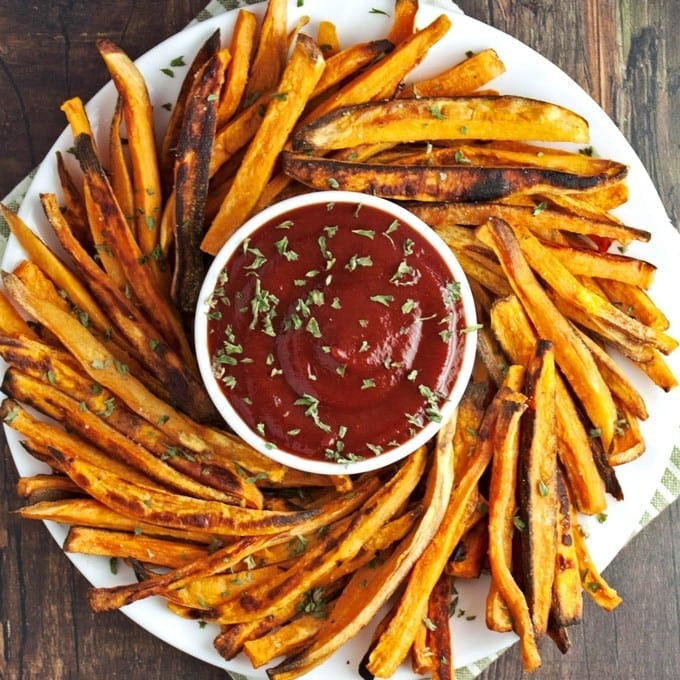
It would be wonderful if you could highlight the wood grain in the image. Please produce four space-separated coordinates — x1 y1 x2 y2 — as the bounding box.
1 2 678 680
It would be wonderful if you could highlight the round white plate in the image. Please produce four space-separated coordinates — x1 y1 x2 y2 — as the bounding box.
3 0 679 677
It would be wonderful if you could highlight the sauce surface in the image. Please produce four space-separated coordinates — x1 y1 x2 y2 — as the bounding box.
206 200 467 463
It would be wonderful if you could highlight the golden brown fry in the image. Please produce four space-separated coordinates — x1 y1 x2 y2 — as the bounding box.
489 294 607 514
387 0 419 45
216 11 256 127
268 423 454 679
160 29 222 192
172 49 229 313
447 517 487 579
60 96 94 139
55 151 91 250
410 201 651 246
202 35 325 254
96 38 163 265
211 448 426 624
400 48 506 98
243 0 288 99
452 381 491 484
365 391 513 678
64 526 208 568
1 203 127 349
486 396 541 670
478 218 618 451
0 289 38 340
294 96 590 152
75 134 195 364
571 508 622 611
518 340 558 638
15 497 218 543
16 474 82 501
551 468 583 627
597 277 670 331
317 20 340 57
425 571 454 680
109 98 135 223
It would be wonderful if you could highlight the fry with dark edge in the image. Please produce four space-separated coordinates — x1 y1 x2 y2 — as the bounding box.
172 49 229 313
109 98 135 227
282 154 626 203
96 38 163 274
477 217 618 451
55 150 91 250
518 340 558 638
160 29 221 195
386 0 419 45
201 35 325 255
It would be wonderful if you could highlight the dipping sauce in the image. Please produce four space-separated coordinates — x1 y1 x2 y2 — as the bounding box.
205 199 467 464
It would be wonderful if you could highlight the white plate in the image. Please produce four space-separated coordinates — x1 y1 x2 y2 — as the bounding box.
3 0 680 677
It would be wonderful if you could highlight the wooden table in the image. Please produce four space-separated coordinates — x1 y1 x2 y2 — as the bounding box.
1 2 678 678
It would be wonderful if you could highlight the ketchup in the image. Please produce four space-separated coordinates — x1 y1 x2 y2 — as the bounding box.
205 199 466 463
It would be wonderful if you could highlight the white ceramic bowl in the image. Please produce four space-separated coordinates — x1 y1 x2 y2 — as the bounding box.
195 191 477 475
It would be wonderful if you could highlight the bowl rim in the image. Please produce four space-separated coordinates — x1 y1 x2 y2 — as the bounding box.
194 190 478 475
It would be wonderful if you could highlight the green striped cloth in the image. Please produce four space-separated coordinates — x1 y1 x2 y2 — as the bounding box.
1 1 677 678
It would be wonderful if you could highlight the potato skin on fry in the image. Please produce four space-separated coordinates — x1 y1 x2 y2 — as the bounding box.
282 154 621 203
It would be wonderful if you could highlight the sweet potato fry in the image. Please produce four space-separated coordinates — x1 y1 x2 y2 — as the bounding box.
202 35 325 254
478 218 618 451
317 20 340 57
597 277 670 331
365 391 516 678
387 0 419 45
243 0 288 100
550 468 583 627
425 572 454 680
518 340 558 638
64 526 208 568
283 153 622 202
75 134 195 363
16 474 82 501
172 49 229 313
294 96 590 152
108 98 135 223
486 396 541 670
409 201 651 246
571 507 622 611
489 294 607 514
447 518 487 579
160 29 221 192
267 423 454 679
635 350 678 392
60 96 94 140
16 497 217 543
210 448 426 624
97 38 163 265
55 151 91 250
0 289 37 339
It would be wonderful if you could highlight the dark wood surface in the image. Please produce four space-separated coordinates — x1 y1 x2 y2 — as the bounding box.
1 1 678 679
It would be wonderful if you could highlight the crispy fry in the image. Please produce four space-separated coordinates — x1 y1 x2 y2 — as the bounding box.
410 201 651 246
108 98 135 223
160 29 221 192
447 518 487 579
518 340 558 638
283 153 622 203
597 277 670 331
0 289 37 339
550 468 583 627
608 404 645 466
172 49 229 313
425 572 454 679
317 20 340 57
478 218 618 451
16 474 82 501
243 0 288 100
294 96 589 152
55 151 91 249
75 134 195 363
202 35 325 254
96 38 163 265
387 0 419 45
60 96 94 139
489 294 607 514
365 391 514 678
64 526 208 568
486 396 541 670
400 48 506 98
571 508 622 611
210 448 426 624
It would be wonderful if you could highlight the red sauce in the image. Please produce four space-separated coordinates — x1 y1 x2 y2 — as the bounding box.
206 200 467 463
